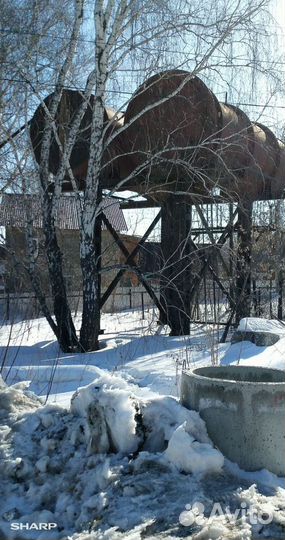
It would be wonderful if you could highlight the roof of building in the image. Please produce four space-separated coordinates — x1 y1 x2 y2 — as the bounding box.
0 194 127 232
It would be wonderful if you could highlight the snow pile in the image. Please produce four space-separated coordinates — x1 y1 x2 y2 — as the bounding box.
0 371 227 539
222 317 285 370
70 370 142 454
141 393 210 448
188 514 252 540
0 378 42 420
238 317 285 335
239 484 285 536
177 483 285 540
165 423 224 474
0 377 121 539
71 372 223 474
1 316 285 540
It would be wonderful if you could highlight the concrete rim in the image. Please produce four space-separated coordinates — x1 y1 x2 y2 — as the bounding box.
183 365 285 386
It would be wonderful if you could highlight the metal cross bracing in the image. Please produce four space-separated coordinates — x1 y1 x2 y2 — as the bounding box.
100 209 167 319
100 196 284 337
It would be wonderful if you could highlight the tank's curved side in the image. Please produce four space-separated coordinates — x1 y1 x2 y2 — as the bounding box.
30 89 96 176
123 69 223 194
219 104 253 171
244 122 281 200
61 109 134 192
270 140 285 200
217 104 254 199
30 91 135 192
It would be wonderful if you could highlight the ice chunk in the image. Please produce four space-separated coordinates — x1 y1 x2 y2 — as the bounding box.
71 379 142 454
165 422 224 474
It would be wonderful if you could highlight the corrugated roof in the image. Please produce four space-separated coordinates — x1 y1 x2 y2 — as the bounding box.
0 194 127 232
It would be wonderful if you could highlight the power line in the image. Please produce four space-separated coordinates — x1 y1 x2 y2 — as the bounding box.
1 76 285 111
1 26 285 66
0 121 31 150
0 76 134 96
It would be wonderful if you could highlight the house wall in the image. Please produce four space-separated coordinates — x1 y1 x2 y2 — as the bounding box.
3 227 133 294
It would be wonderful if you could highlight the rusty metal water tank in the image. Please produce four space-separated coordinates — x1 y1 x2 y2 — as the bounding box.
273 141 285 199
218 116 281 201
219 103 253 173
246 122 280 199
29 81 285 201
30 89 126 191
217 104 254 199
123 69 222 194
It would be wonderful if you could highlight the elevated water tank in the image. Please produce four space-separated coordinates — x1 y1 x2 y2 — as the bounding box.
217 104 253 199
245 122 280 200
29 81 285 201
123 69 222 194
30 89 125 191
271 140 285 200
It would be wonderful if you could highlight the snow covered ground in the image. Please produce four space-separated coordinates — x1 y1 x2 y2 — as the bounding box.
222 317 285 371
0 311 284 540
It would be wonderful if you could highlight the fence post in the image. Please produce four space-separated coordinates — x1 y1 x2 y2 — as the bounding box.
277 271 283 320
252 278 257 316
213 279 217 323
129 288 132 309
141 291 145 319
258 288 261 316
269 279 273 318
203 272 207 324
6 292 10 321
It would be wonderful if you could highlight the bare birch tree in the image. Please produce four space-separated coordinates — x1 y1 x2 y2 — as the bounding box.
1 0 282 350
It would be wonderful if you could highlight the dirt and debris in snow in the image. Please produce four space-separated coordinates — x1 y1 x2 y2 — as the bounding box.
0 314 285 539
0 372 284 540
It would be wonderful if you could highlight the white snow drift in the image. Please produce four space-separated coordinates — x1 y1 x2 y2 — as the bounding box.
70 371 223 474
1 314 285 540
0 371 224 540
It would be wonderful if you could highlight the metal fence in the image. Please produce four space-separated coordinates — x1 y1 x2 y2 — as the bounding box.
0 286 158 322
0 279 283 325
190 278 284 324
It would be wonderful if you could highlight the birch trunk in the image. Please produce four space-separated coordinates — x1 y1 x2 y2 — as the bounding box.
79 186 102 351
79 239 101 351
78 0 111 351
42 190 78 352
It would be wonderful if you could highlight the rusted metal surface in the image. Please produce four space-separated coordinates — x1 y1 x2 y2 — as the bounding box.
65 109 133 192
123 69 222 194
30 89 126 191
219 104 253 172
217 114 282 201
273 141 285 199
217 104 253 200
246 122 280 199
30 73 285 202
30 89 95 175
